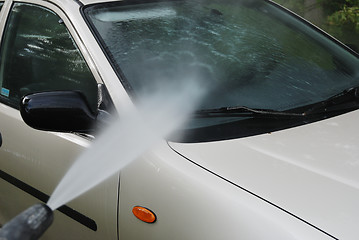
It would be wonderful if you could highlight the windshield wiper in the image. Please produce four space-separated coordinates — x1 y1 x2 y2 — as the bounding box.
194 106 305 118
195 86 359 119
303 86 359 115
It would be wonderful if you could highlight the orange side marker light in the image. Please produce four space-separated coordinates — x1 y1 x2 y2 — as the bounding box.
132 206 157 223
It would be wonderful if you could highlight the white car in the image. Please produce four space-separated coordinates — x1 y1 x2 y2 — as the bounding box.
0 0 359 239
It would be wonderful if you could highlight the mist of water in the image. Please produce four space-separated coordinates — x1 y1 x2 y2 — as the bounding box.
47 79 204 211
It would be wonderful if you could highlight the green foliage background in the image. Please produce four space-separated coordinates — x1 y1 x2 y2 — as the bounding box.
273 0 359 50
319 0 359 31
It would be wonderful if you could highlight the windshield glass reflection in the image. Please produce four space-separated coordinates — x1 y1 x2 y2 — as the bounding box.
84 0 359 140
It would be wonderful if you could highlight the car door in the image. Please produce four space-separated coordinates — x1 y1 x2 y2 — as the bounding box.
0 1 118 239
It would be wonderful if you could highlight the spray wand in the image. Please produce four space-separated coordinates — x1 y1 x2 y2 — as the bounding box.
0 204 53 240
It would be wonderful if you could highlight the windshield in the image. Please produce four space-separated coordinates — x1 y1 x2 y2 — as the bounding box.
84 0 359 142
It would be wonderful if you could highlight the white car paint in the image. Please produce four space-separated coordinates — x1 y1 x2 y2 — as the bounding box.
170 109 359 240
0 0 357 239
119 142 334 240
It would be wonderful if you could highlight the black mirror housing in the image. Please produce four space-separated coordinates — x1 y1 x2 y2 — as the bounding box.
20 91 97 133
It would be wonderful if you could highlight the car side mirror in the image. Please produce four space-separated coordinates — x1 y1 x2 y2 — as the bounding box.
20 91 98 133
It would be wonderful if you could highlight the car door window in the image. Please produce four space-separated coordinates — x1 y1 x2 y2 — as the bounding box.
0 3 3 10
0 3 98 111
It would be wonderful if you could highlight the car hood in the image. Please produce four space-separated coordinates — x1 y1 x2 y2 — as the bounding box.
169 110 359 239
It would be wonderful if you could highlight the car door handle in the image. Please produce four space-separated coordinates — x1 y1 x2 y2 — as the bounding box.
0 132 2 147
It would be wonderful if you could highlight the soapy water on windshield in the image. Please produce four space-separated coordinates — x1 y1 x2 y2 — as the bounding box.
47 77 206 210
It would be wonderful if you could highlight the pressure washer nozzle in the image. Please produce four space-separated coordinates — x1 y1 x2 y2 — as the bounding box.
0 203 53 240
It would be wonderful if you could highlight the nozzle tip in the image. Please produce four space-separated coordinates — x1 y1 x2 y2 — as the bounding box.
0 203 54 240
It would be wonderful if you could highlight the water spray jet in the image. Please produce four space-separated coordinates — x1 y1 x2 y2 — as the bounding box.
6 68 206 239
0 203 53 240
